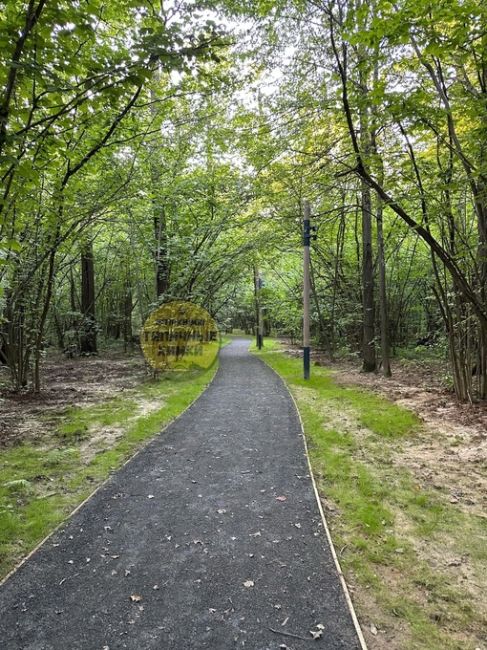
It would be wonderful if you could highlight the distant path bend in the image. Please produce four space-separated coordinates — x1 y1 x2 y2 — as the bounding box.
0 338 363 649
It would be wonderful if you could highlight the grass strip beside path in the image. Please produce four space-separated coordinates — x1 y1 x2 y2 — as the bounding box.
0 363 217 581
253 340 486 650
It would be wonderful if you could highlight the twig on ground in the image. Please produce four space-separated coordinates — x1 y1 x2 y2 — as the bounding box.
268 627 310 641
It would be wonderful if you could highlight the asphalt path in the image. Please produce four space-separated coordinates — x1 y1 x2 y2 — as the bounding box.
0 338 362 649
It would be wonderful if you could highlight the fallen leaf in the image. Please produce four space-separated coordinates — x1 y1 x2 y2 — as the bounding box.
243 580 254 588
130 594 142 602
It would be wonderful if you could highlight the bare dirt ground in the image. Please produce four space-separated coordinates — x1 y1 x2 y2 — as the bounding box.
0 351 148 449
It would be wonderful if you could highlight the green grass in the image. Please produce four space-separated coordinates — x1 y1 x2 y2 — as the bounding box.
0 363 217 579
252 339 486 650
55 400 138 441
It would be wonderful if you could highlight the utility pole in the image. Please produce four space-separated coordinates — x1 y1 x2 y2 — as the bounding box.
254 266 264 350
258 305 264 350
303 200 312 379
253 265 260 348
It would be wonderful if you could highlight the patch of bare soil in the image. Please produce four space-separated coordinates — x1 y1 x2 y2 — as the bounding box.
334 365 487 522
0 350 148 448
282 342 487 518
77 398 165 465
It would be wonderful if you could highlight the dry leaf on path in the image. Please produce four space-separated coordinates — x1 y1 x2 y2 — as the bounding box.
309 623 325 640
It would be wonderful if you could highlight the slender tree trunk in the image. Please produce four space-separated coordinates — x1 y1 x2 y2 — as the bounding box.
361 177 376 372
123 282 133 352
150 80 170 301
310 259 329 351
376 199 391 376
354 0 376 372
53 309 65 350
80 241 97 354
154 209 170 299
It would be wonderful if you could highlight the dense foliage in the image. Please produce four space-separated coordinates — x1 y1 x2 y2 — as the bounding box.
2 0 487 401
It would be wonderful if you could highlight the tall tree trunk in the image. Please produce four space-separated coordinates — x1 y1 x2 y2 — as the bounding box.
33 239 58 392
123 281 133 352
356 13 377 373
154 209 169 299
370 55 390 376
80 241 97 354
376 196 391 377
150 78 170 301
361 179 376 372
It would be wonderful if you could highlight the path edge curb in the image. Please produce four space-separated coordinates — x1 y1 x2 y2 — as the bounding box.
254 350 369 650
0 360 221 589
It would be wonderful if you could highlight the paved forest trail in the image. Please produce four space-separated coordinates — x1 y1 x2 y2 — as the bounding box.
0 339 362 649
